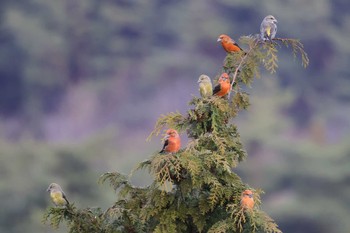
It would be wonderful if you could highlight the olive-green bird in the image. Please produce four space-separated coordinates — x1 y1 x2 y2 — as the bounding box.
47 183 69 207
260 15 278 41
198 74 213 98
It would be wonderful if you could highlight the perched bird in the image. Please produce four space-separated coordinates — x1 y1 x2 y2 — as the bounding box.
160 129 181 153
240 189 254 210
47 183 69 207
260 15 278 41
213 73 231 97
198 74 213 98
217 34 244 53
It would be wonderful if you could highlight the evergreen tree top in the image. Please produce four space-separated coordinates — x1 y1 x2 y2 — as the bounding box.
43 35 308 233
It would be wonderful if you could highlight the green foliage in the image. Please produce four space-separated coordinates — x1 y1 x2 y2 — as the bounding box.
43 35 308 232
43 206 73 230
147 112 187 140
43 204 106 233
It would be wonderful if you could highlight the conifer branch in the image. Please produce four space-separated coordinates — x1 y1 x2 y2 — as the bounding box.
273 38 309 68
207 219 231 233
147 111 186 141
43 205 76 229
223 36 309 101
262 42 279 73
98 172 128 191
228 39 259 99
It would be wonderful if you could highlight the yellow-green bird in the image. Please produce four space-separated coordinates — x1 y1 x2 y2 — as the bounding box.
260 15 278 41
198 74 213 98
47 183 69 207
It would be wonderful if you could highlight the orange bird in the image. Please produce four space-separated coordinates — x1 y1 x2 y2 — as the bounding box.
217 34 244 53
213 73 231 97
160 129 181 153
240 190 254 210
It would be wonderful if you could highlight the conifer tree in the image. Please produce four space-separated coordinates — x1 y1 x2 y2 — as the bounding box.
44 36 308 233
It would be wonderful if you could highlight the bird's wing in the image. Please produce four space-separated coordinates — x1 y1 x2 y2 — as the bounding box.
160 139 169 153
230 39 243 51
62 192 69 204
212 84 222 95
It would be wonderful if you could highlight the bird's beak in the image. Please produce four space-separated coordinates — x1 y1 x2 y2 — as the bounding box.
217 38 222 42
46 188 50 192
197 80 201 83
274 19 278 23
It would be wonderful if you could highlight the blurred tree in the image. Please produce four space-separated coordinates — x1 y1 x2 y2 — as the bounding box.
0 24 25 116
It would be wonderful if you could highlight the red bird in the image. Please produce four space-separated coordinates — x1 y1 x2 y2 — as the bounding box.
213 73 231 97
240 189 254 210
160 129 181 153
217 34 244 53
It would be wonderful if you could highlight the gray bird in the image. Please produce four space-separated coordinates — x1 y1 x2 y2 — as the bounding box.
260 15 278 41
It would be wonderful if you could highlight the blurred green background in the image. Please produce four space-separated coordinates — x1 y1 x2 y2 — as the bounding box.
0 1 349 233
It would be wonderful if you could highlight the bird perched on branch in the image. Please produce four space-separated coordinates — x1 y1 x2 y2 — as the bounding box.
217 34 244 53
160 129 181 153
198 74 213 98
240 189 254 210
47 183 69 207
260 15 278 41
213 73 231 97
